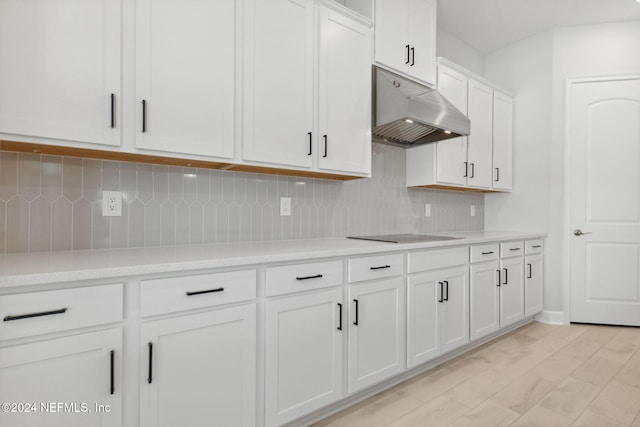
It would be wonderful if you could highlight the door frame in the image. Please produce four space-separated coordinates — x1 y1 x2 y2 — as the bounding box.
563 74 640 324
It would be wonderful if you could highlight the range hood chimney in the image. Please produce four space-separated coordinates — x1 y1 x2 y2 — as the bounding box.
372 66 470 148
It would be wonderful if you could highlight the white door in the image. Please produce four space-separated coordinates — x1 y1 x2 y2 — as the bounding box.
525 254 543 317
570 77 640 326
406 271 440 368
0 329 122 427
440 266 469 353
470 260 500 341
406 0 436 85
0 0 121 147
436 64 468 186
492 91 513 191
265 288 342 427
243 0 314 168
140 305 256 427
374 0 409 75
467 79 493 189
499 257 525 327
317 7 371 175
348 278 404 393
135 0 235 158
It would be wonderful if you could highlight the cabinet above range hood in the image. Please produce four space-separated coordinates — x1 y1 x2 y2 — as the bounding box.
372 66 470 148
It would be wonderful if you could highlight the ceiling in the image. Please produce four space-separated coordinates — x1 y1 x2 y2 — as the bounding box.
437 0 640 54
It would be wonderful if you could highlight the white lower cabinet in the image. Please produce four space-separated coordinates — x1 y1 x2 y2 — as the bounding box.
348 277 404 393
139 304 256 427
470 260 500 341
407 266 469 368
525 253 544 316
499 256 525 328
265 288 343 427
0 328 123 427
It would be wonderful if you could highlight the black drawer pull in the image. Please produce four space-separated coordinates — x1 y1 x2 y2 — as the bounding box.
337 303 342 331
110 350 115 395
370 265 391 270
438 282 444 302
481 251 494 255
185 287 224 296
296 274 323 281
510 248 521 251
527 263 533 279
444 280 449 301
353 299 359 325
532 245 542 248
3 308 67 322
503 268 508 285
147 342 153 384
307 132 312 156
496 270 501 287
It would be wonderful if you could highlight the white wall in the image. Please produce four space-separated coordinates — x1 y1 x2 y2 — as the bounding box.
436 27 484 75
483 20 640 320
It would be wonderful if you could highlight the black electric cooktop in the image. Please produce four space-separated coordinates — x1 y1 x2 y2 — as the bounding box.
347 234 462 244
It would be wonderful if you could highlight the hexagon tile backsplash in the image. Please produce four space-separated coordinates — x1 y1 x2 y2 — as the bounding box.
0 143 484 254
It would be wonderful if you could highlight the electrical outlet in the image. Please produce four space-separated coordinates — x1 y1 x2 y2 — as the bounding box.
424 203 431 217
102 191 122 217
470 205 476 217
280 197 291 216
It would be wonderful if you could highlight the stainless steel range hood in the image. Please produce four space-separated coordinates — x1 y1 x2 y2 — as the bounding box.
372 66 470 148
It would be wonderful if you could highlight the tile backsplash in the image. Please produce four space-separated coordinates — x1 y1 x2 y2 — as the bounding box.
0 143 483 254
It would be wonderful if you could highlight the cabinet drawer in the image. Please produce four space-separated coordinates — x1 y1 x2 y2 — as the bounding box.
500 240 524 258
525 239 544 254
266 260 343 297
140 270 256 317
348 253 404 283
470 243 500 263
0 283 123 340
407 246 468 273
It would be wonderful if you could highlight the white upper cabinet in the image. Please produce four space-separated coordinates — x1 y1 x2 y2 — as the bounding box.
492 91 514 190
135 0 236 159
244 0 372 177
467 79 494 189
317 6 372 175
0 0 121 147
374 0 436 86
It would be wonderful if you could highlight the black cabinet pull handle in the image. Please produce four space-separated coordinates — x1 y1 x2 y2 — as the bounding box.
337 303 342 331
110 350 115 395
510 248 521 251
444 280 449 301
296 274 323 281
527 263 533 279
323 135 328 158
496 270 501 287
481 251 494 255
410 46 415 66
142 99 147 133
147 342 153 384
464 161 468 178
353 299 359 325
307 132 312 155
470 163 475 178
503 268 508 285
185 287 224 296
532 245 542 248
3 308 67 322
495 167 500 182
405 44 410 64
438 282 444 302
370 265 391 270
110 93 115 128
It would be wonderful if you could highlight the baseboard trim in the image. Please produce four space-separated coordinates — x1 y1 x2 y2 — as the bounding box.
535 310 567 325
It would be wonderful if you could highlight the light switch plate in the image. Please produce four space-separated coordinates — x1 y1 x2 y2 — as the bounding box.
280 197 291 216
424 203 431 217
470 205 476 217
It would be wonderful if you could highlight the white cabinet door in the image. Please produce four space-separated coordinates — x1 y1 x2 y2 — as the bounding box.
499 257 525 327
135 0 235 158
440 266 469 353
348 278 404 393
265 288 342 427
374 0 409 76
243 0 314 168
0 329 122 427
492 91 513 191
407 270 440 368
467 79 494 189
140 305 256 427
0 0 121 147
470 260 500 341
317 7 372 175
525 254 544 317
435 64 468 186
406 0 436 85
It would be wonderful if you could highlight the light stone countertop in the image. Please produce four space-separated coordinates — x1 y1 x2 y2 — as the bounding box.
0 231 546 290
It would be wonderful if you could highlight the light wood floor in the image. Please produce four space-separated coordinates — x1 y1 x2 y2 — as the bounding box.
314 322 640 427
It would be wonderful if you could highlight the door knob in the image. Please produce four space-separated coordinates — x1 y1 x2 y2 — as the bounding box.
573 229 592 236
